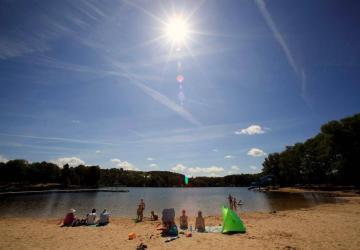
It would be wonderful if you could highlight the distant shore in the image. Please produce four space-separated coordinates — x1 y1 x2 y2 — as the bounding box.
0 188 129 196
265 186 360 197
1 194 360 250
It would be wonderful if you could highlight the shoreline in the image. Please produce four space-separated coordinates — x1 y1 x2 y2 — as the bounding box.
1 194 360 249
265 187 360 197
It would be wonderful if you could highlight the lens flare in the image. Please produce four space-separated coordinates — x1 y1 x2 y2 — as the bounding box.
176 75 184 83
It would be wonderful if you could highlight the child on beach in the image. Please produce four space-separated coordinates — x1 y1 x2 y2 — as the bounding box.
179 209 188 230
150 211 158 221
195 210 205 232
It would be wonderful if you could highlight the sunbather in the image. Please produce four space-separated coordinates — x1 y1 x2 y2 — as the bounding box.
98 209 110 226
179 209 188 230
86 208 97 225
150 211 158 221
195 210 205 232
62 208 76 226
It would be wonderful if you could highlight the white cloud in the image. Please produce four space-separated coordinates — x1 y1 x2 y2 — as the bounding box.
235 125 265 135
212 149 219 152
247 148 267 157
224 155 234 159
172 163 225 176
172 164 187 172
250 165 258 170
51 157 85 167
231 165 240 170
147 157 154 161
110 158 138 171
0 155 9 163
187 166 224 174
95 150 101 154
149 163 158 168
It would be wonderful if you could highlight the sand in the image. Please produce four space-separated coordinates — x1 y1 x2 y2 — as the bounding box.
1 196 360 250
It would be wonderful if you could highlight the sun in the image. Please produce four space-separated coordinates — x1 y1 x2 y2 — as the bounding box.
164 16 189 44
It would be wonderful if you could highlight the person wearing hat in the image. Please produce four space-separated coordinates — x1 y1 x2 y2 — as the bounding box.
63 208 76 226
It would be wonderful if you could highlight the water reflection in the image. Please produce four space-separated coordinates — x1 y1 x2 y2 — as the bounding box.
0 188 339 218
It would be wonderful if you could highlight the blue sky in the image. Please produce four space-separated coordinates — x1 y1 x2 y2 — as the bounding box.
1 0 360 176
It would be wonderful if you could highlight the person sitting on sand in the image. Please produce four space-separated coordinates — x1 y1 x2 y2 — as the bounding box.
63 208 76 226
195 210 205 232
137 204 143 222
98 209 110 226
150 211 158 221
161 221 178 237
179 209 188 230
86 208 97 225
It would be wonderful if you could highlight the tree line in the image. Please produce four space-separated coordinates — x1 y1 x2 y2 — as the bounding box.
262 113 360 186
0 159 259 189
1 113 359 189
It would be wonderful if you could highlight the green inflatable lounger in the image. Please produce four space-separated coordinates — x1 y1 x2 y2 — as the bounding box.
221 206 246 234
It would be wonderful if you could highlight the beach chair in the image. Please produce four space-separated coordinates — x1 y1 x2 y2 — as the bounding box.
161 208 178 237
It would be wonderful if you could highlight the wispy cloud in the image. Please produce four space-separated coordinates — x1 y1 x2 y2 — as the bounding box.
224 155 234 159
0 132 119 146
255 0 307 101
131 80 202 126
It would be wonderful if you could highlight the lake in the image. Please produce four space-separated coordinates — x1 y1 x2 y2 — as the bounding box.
0 187 340 218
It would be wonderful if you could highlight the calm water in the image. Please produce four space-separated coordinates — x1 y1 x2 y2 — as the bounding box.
0 187 340 218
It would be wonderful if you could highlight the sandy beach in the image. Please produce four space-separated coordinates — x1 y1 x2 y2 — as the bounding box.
1 194 360 250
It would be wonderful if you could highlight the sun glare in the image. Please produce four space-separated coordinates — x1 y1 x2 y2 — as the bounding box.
165 16 189 44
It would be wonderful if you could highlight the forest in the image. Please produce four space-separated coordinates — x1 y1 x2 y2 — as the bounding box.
262 113 360 186
0 113 359 189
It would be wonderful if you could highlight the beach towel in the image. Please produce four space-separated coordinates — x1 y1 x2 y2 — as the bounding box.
205 226 223 233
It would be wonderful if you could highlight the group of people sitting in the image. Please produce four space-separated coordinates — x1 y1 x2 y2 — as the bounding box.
158 208 206 237
62 208 110 227
134 198 206 236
